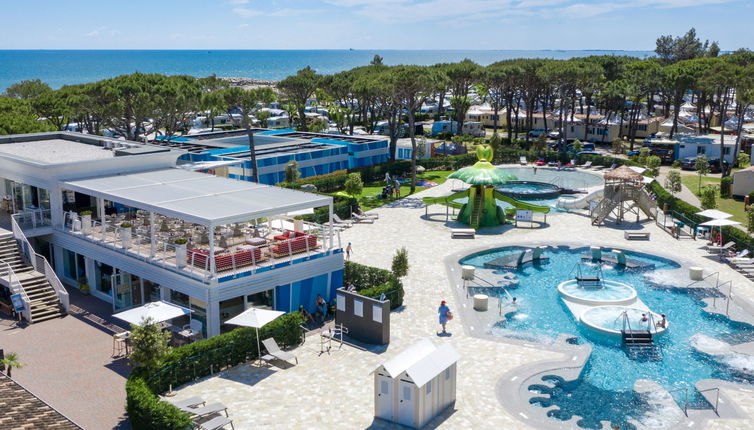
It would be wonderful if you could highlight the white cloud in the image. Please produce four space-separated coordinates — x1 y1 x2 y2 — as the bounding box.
229 0 249 4
239 23 249 28
233 6 322 18
233 7 263 17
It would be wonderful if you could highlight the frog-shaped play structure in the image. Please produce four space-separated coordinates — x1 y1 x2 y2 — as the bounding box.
423 145 549 229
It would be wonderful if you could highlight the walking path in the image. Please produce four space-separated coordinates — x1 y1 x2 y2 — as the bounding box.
174 167 754 430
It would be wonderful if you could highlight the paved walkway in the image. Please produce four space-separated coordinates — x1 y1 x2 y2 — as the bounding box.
175 166 754 430
0 287 132 430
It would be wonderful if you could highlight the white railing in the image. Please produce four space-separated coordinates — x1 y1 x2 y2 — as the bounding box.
0 259 33 323
11 216 69 314
61 213 333 282
11 209 52 230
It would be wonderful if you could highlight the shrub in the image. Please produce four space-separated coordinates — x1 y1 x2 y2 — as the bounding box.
748 205 754 234
126 377 191 430
720 176 733 198
344 261 404 309
79 210 93 216
671 160 681 169
344 172 364 197
611 138 624 154
664 170 682 196
129 318 172 371
749 191 754 204
391 247 409 278
738 152 750 168
284 160 300 184
645 156 661 177
700 186 717 209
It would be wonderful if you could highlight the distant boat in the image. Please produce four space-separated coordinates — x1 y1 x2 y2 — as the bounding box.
349 48 354 51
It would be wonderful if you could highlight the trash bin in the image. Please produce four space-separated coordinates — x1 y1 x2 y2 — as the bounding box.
473 294 488 311
689 267 703 281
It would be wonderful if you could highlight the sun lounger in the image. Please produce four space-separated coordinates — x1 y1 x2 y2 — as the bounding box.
181 402 229 418
579 161 592 169
520 156 527 165
707 241 735 254
592 165 605 170
197 416 235 430
357 209 379 219
261 338 298 365
167 396 205 409
351 213 375 223
332 214 352 227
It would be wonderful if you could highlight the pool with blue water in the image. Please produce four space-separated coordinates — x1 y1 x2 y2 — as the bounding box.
460 246 754 429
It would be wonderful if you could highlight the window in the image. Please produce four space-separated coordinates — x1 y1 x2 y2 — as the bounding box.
697 146 706 155
724 147 731 155
354 299 363 317
426 381 432 394
445 368 451 380
381 381 389 394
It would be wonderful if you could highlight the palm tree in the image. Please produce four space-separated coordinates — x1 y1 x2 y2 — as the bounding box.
1 352 23 377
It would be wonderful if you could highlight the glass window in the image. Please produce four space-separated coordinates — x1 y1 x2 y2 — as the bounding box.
62 249 77 280
246 289 273 309
426 381 432 394
95 262 113 296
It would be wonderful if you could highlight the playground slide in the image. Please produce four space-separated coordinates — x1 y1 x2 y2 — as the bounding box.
557 187 604 210
492 191 551 213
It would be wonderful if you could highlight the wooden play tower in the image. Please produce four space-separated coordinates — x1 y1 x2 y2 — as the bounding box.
591 166 657 225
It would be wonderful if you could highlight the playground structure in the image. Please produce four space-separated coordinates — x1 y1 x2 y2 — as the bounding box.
590 166 657 226
557 187 604 210
423 145 550 230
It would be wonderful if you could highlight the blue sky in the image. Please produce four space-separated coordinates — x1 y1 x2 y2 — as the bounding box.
1 0 751 51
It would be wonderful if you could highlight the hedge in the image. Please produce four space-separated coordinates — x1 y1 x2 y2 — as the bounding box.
126 312 303 429
344 261 404 309
648 181 754 252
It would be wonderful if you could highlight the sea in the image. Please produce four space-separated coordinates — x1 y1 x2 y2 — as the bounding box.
0 50 655 91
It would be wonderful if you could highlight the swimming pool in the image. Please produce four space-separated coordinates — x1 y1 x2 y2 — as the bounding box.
497 181 561 200
460 246 754 429
500 167 603 190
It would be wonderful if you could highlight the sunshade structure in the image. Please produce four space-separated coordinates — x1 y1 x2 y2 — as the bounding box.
446 145 516 229
225 307 285 364
700 218 740 227
113 300 192 326
696 209 733 219
604 165 644 182
63 168 332 227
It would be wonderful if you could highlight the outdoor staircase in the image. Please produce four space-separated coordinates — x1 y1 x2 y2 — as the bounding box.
470 194 483 230
0 233 65 323
591 198 619 225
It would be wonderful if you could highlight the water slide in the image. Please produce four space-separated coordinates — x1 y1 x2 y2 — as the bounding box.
556 187 604 210
492 191 550 214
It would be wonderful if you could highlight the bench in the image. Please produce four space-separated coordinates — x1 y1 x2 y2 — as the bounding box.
451 228 475 239
624 232 650 240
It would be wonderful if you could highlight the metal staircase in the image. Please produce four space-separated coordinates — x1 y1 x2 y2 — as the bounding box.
470 192 484 229
0 231 67 323
591 197 619 225
620 311 662 361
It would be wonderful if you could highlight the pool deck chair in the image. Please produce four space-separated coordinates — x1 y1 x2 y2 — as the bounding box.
520 156 527 165
332 214 353 227
351 213 375 223
707 241 735 254
580 161 592 169
180 402 229 418
167 396 205 409
197 416 234 430
357 209 379 219
262 338 298 365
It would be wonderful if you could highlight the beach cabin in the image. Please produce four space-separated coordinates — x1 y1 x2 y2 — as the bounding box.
430 120 485 137
373 339 458 429
266 116 290 129
732 166 754 197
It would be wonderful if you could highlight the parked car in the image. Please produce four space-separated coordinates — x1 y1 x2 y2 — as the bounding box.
547 130 561 139
528 128 546 138
577 151 601 157
680 156 729 173
627 150 641 157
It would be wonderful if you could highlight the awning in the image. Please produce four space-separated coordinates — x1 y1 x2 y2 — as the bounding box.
700 219 740 227
113 300 192 326
62 168 332 226
696 209 733 219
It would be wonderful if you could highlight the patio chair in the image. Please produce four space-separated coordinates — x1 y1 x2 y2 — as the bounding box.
707 241 735 254
351 213 375 224
579 161 592 169
261 338 298 365
180 402 229 418
197 416 234 430
356 209 379 219
519 156 527 165
167 396 205 409
332 214 352 227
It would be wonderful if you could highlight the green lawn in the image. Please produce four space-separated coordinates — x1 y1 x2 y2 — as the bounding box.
680 174 747 223
333 170 455 211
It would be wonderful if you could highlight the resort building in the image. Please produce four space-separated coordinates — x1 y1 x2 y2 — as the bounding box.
0 131 344 338
394 137 439 161
646 133 739 163
528 114 662 142
154 129 389 185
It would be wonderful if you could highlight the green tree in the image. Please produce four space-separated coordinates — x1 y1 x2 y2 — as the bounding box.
664 170 682 196
612 138 624 154
344 172 364 198
655 28 714 64
1 352 23 377
638 147 650 165
4 79 51 99
572 139 583 152
308 117 329 133
445 59 482 136
200 91 225 131
738 152 750 168
391 247 409 278
695 155 710 193
0 97 56 135
129 317 171 370
700 185 717 209
278 66 321 131
284 160 300 184
645 155 661 177
747 204 754 234
255 110 271 127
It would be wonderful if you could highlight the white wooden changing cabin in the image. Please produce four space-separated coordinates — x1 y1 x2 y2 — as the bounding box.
373 339 459 428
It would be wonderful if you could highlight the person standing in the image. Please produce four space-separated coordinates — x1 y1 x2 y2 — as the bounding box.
438 300 451 334
394 179 401 198
345 242 353 261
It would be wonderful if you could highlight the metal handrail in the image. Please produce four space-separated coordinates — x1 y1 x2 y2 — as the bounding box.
668 386 689 416
698 387 721 414
0 258 32 322
686 271 720 289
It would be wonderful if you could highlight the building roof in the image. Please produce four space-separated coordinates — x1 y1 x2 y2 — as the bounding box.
604 165 644 182
376 339 459 387
0 373 81 429
62 168 332 226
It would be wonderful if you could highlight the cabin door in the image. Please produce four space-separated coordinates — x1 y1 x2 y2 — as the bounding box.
375 373 393 420
398 379 415 427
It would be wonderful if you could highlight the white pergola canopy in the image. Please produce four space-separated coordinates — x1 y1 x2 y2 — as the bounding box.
112 300 192 325
62 168 332 226
696 209 733 219
700 218 740 227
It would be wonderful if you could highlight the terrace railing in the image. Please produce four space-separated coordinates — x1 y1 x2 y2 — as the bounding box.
11 209 52 230
0 258 32 323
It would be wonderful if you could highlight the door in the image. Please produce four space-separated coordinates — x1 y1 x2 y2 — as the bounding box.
112 271 133 311
398 379 414 427
376 373 393 420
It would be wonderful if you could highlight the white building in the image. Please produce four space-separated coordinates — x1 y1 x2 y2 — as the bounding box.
394 138 438 161
0 132 343 337
648 133 738 163
373 339 458 429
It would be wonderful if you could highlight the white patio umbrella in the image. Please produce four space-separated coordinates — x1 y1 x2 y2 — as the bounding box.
700 218 740 244
696 209 733 219
225 307 285 364
113 300 192 326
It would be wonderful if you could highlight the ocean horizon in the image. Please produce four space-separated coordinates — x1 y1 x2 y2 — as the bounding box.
0 49 655 91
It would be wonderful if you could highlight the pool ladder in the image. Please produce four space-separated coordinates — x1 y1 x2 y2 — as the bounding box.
569 262 603 287
619 311 662 361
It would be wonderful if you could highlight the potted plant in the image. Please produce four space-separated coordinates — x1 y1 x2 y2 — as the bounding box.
1 352 23 377
78 277 90 295
174 238 188 268
120 222 133 249
79 210 92 234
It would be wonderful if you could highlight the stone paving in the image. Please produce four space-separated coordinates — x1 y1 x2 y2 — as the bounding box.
174 166 754 430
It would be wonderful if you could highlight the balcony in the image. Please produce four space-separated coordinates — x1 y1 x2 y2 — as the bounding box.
60 211 337 284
